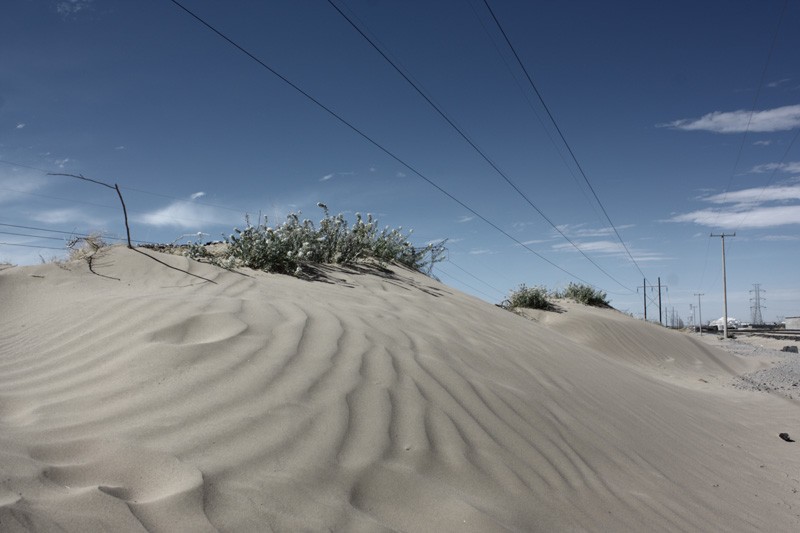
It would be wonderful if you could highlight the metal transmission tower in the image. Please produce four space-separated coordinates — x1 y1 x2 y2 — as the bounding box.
750 283 766 325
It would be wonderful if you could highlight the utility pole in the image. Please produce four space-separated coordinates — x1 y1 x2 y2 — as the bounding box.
657 277 668 326
711 233 735 339
750 283 766 325
637 278 659 322
694 293 704 336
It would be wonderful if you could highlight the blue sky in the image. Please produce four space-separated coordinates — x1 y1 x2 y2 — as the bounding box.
2 0 799 324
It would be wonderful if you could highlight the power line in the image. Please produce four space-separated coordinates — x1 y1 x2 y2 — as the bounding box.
0 231 65 241
0 242 65 250
445 259 506 297
733 127 800 232
167 0 602 288
713 0 789 221
0 158 253 217
481 0 647 282
465 0 608 233
326 0 634 293
0 223 154 245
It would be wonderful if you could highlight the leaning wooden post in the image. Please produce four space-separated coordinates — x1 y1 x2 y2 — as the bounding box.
49 173 133 249
113 183 133 248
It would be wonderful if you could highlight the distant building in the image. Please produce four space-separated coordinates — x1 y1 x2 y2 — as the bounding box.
711 317 740 330
786 316 800 330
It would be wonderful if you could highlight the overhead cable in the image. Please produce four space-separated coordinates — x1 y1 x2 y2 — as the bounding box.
326 0 633 293
481 0 647 282
167 0 600 287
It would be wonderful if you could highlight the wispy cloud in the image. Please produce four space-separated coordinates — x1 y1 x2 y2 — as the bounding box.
15 123 25 129
31 207 104 226
554 223 635 238
190 191 205 200
54 157 70 169
319 171 354 182
670 205 800 228
136 195 238 229
468 249 495 255
456 215 474 223
660 104 800 133
551 239 666 262
553 240 623 254
669 183 800 228
753 140 772 146
749 161 800 174
767 78 791 88
56 0 93 16
0 171 47 204
395 171 407 178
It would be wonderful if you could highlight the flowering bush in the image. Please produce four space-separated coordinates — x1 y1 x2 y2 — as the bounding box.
187 203 446 277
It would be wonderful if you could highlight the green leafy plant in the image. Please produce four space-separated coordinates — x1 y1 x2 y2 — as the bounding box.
505 284 553 310
557 282 609 307
187 203 446 277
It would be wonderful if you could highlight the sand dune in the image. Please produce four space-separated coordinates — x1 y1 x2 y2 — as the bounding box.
1 246 799 532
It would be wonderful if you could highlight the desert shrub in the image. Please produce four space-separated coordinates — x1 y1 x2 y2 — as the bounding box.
67 233 107 261
506 284 552 310
187 203 446 277
557 282 609 307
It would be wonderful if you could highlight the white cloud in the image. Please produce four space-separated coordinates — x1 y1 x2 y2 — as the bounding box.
553 240 623 253
456 215 474 223
56 0 93 15
0 171 47 204
552 239 666 262
31 207 103 226
767 78 791 88
320 173 334 182
670 205 800 228
115 145 125 150
553 223 634 238
753 140 772 146
136 196 238 229
55 157 69 169
661 104 800 133
395 171 407 178
761 234 800 242
190 191 206 200
468 249 494 255
669 183 800 229
15 123 25 129
749 161 800 174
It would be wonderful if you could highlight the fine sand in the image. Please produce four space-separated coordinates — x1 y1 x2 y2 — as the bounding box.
1 246 799 532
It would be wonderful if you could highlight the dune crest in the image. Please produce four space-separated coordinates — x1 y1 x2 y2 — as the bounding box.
1 246 799 532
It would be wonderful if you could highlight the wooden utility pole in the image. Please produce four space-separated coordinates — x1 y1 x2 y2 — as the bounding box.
694 293 704 336
637 278 657 321
711 233 735 339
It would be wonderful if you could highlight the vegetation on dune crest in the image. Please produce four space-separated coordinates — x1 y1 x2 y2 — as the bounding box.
506 282 610 310
186 203 446 277
506 284 553 310
556 282 609 307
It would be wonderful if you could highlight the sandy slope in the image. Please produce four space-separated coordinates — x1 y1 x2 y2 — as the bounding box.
1 246 799 532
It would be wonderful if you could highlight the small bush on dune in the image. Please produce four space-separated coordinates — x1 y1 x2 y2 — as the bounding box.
187 203 446 277
506 284 553 310
556 282 609 307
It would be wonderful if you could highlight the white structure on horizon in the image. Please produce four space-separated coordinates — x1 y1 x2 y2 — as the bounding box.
710 316 741 330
